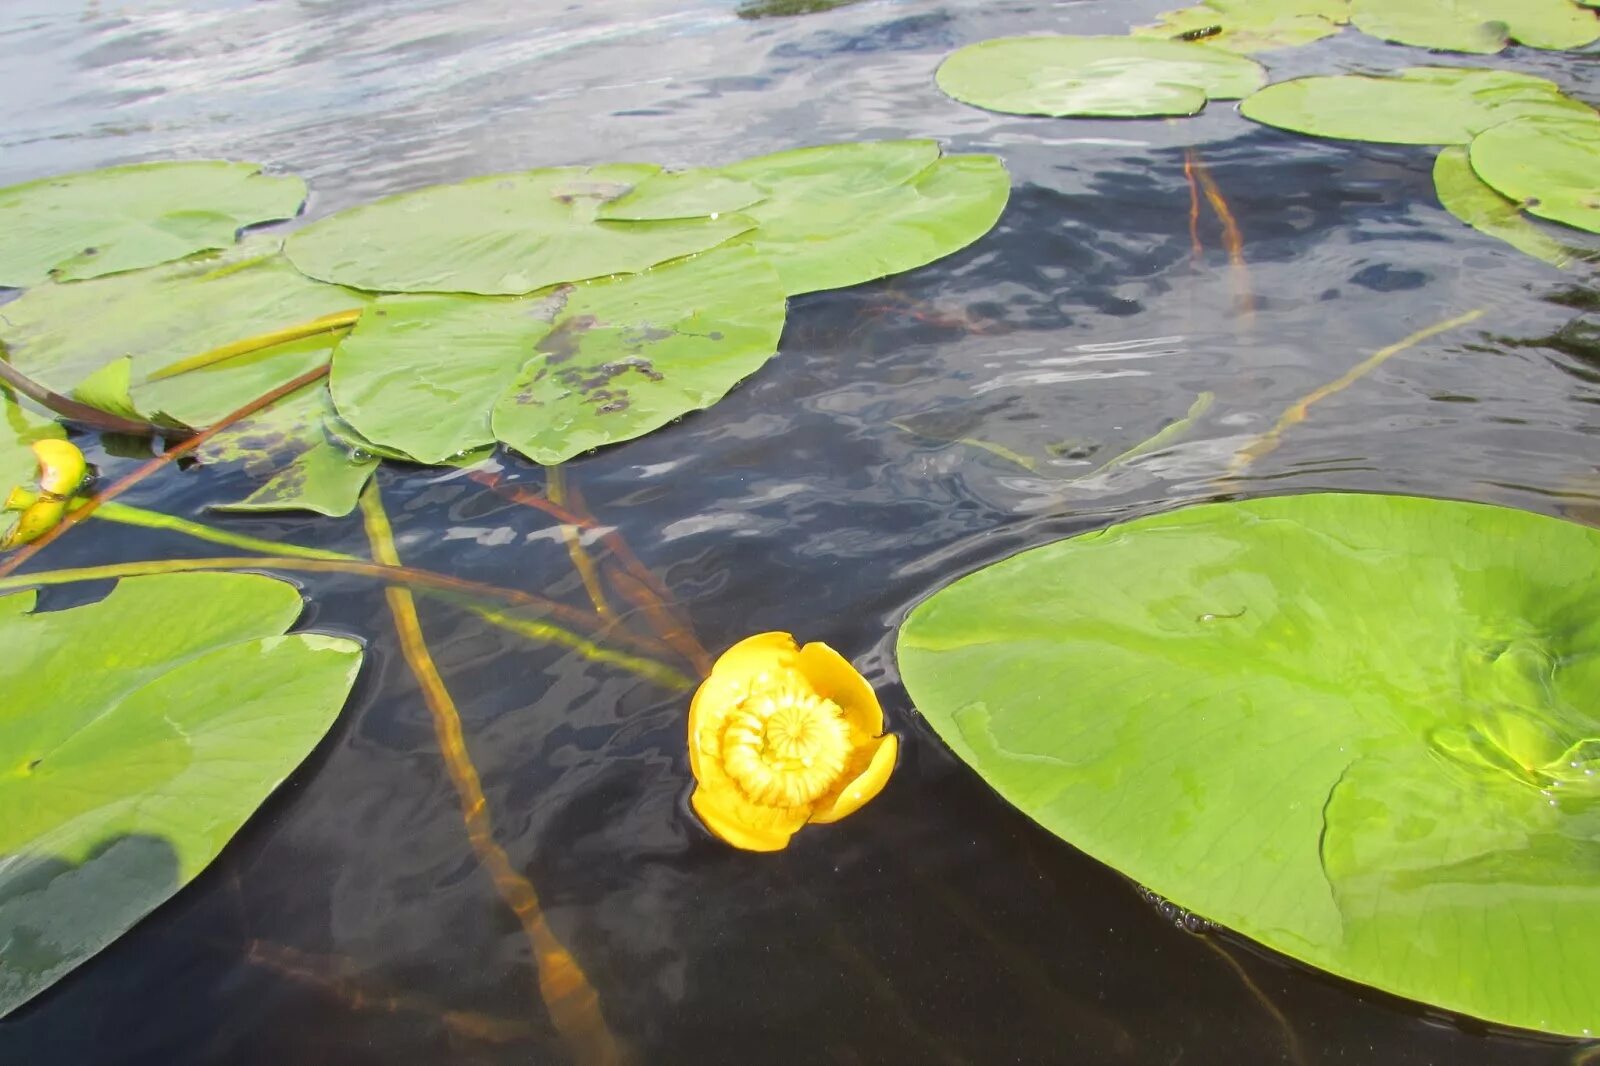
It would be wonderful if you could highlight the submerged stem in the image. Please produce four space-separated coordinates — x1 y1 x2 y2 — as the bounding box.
1200 937 1309 1066
548 466 617 625
244 939 536 1045
1188 149 1255 322
1226 308 1486 479
89 499 353 561
359 483 623 1066
0 554 665 657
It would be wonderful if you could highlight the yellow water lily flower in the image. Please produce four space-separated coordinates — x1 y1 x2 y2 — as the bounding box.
1 439 89 549
688 632 898 851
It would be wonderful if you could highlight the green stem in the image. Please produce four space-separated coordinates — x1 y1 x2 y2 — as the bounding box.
0 549 689 686
146 308 365 381
90 500 353 562
0 554 667 653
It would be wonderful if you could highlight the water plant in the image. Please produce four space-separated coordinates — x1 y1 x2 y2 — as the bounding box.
899 492 1600 1037
687 632 898 851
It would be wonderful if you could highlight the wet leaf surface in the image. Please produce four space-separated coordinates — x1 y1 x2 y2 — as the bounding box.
285 165 756 296
331 245 787 465
1469 114 1600 235
1241 66 1593 144
0 572 362 1018
1350 0 1599 53
0 162 305 289
936 35 1266 118
1134 0 1350 53
199 387 377 516
721 142 1010 296
900 492 1600 1037
1433 146 1583 267
0 238 370 428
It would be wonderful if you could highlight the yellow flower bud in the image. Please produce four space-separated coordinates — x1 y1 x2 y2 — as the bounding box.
1 438 88 550
688 632 898 851
31 439 88 498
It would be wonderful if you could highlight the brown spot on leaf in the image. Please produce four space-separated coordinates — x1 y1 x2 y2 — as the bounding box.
525 284 574 324
537 314 600 366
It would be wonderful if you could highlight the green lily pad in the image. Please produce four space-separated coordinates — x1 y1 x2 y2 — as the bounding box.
329 244 787 465
935 35 1266 118
0 162 306 289
1350 0 1599 53
898 492 1600 1037
736 0 866 17
1434 146 1581 267
285 165 755 296
1134 0 1350 53
0 237 371 428
720 142 1011 296
199 386 377 517
1469 115 1600 235
0 571 363 1017
595 169 766 221
1241 66 1593 144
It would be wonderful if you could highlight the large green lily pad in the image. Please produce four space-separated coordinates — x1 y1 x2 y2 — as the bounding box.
0 572 363 1016
899 492 1600 1037
0 162 306 289
1350 0 1599 53
1469 115 1600 235
0 237 370 428
935 35 1266 118
1134 0 1350 53
720 142 1010 296
1241 66 1593 144
329 244 787 465
284 165 755 296
1434 146 1580 267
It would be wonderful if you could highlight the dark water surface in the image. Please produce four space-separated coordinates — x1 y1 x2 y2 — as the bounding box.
3 1 1600 1063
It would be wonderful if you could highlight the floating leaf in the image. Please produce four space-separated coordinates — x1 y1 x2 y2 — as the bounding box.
285 165 755 296
899 492 1600 1037
1241 66 1592 144
935 35 1266 118
736 0 867 17
0 238 370 428
1434 146 1580 266
595 169 766 221
721 142 1010 296
329 245 787 465
1350 0 1599 53
0 572 363 1017
1134 0 1350 53
0 162 305 289
1469 115 1600 235
200 388 377 517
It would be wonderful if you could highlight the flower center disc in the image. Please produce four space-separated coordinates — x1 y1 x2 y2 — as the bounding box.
721 674 852 808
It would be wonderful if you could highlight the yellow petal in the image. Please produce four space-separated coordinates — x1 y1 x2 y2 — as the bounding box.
688 632 800 781
809 733 898 825
31 439 87 498
797 640 883 738
691 784 808 852
0 497 68 550
711 632 799 689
